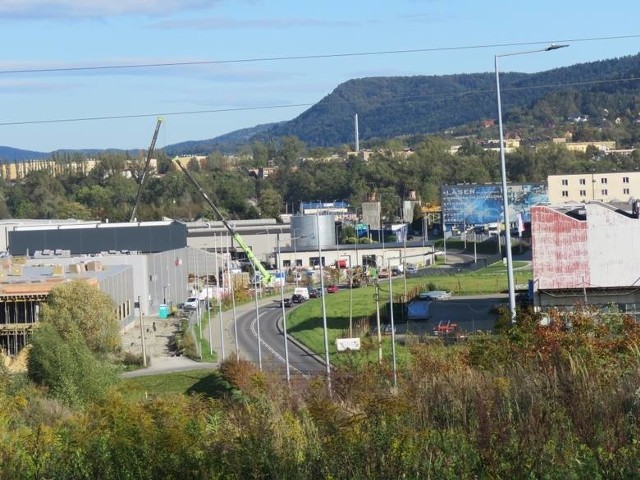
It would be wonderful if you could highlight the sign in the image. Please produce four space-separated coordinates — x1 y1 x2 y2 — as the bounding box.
336 337 361 352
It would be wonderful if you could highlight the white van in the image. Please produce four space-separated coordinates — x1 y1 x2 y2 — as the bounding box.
293 287 310 300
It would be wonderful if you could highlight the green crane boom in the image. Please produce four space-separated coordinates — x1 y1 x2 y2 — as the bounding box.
174 159 274 287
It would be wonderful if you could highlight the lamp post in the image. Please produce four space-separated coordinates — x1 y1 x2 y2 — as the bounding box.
341 253 353 337
277 234 291 383
387 258 398 390
291 230 307 286
225 234 240 362
315 212 332 393
495 43 568 323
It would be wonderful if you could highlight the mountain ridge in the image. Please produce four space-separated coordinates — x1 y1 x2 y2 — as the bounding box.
3 51 639 160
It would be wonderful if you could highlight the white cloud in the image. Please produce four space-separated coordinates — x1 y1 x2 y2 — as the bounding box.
0 0 216 18
153 16 355 30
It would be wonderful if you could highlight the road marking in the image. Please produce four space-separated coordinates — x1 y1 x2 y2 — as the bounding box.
249 314 305 375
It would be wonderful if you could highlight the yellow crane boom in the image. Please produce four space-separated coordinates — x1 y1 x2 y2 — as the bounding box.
173 159 274 287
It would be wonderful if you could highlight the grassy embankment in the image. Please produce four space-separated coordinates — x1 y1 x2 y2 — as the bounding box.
285 259 531 365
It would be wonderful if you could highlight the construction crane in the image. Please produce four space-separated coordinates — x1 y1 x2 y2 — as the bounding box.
129 117 163 222
173 159 274 287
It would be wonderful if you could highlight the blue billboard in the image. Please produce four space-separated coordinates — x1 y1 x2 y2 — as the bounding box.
441 183 547 225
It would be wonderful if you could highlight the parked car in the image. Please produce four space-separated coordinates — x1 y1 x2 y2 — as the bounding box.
291 293 307 303
419 290 452 301
406 264 419 275
308 287 322 298
433 320 458 335
183 296 199 310
279 297 293 308
326 284 339 294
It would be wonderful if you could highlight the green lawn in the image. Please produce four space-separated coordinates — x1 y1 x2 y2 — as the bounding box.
120 369 229 401
286 262 532 364
121 258 531 391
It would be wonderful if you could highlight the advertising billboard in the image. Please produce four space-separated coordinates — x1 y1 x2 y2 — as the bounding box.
441 183 547 225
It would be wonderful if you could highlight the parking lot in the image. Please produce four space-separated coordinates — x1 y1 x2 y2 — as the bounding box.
391 294 505 336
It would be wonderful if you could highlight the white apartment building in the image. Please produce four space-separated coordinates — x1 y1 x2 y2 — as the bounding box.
548 171 640 204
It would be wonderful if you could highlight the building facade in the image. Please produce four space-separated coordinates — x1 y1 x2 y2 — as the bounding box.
548 171 640 204
531 202 640 317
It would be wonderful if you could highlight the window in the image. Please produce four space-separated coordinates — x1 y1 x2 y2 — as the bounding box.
601 178 608 184
602 189 608 196
624 188 630 195
561 179 568 186
562 191 569 197
623 177 630 183
579 178 586 185
580 190 586 196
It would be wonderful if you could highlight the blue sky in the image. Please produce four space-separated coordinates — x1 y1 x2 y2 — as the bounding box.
1 0 639 152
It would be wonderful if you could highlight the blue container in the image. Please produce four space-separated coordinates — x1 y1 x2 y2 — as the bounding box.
158 304 169 319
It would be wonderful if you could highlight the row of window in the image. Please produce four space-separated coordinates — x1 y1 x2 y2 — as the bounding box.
561 188 630 197
561 176 630 186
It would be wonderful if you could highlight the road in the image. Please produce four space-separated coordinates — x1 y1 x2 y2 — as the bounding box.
123 288 508 378
233 300 327 376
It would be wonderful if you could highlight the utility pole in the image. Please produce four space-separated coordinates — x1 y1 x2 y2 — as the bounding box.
374 279 383 362
138 296 147 366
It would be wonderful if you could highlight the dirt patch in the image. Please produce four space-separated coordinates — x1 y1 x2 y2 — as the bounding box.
122 314 185 359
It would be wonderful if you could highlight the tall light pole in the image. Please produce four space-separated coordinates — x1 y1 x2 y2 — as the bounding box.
226 234 239 362
315 212 332 393
277 234 291 383
496 43 568 323
214 234 225 360
342 253 353 337
204 245 213 356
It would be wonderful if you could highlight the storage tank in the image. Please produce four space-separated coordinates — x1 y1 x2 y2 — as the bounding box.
291 214 336 249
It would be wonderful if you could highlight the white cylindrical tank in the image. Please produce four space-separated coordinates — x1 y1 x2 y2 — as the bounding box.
291 214 336 249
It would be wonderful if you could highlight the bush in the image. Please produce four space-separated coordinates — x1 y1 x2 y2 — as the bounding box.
27 323 118 408
177 319 198 359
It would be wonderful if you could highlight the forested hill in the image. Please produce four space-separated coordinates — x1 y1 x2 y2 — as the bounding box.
256 52 640 147
4 52 640 160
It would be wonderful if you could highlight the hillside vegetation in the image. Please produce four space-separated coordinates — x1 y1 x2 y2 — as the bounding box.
5 298 640 479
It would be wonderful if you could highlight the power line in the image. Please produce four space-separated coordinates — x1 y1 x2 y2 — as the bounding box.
0 34 638 75
2 75 639 128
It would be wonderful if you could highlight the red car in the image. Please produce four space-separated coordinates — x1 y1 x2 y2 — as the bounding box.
326 284 339 293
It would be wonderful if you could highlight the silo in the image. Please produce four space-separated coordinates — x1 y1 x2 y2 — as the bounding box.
291 214 336 249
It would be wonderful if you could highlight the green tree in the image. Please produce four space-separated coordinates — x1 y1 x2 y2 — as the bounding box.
38 280 121 355
258 188 282 219
27 322 118 408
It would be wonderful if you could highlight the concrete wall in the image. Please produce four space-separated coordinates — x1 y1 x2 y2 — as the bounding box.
586 203 640 287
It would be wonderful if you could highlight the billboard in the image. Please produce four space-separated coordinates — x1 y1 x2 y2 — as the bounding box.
441 183 547 225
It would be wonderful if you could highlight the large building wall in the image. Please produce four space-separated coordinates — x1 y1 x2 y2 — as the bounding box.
548 171 640 203
586 203 640 287
532 206 589 289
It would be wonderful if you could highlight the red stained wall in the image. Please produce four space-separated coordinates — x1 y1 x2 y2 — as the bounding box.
532 206 589 289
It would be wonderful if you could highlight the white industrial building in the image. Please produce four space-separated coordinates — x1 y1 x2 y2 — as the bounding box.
531 201 640 317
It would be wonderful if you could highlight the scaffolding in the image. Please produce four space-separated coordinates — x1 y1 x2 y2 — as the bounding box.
0 294 46 356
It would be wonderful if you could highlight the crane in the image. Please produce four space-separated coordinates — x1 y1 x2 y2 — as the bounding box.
129 117 163 222
173 159 274 287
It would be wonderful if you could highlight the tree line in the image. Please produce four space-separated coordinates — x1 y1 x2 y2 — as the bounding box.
0 134 638 224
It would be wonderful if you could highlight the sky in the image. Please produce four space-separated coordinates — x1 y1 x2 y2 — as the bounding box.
1 0 639 153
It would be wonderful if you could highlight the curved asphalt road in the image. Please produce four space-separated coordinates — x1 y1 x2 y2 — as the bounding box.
234 300 327 377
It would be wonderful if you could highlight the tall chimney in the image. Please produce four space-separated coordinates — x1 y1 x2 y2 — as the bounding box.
354 113 360 153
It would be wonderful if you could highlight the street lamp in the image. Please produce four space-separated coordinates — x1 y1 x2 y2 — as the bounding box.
315 212 332 392
277 234 291 384
495 43 568 323
291 230 307 286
